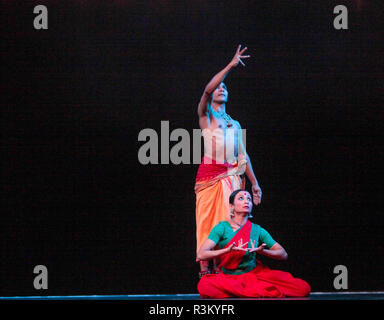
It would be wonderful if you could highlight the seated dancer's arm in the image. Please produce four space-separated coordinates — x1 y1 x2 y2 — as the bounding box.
196 238 247 262
197 45 250 129
251 242 288 261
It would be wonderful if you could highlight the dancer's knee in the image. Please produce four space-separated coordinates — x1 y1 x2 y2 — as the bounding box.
197 276 211 298
297 279 311 297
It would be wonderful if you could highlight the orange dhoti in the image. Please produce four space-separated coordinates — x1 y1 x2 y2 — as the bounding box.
194 156 247 252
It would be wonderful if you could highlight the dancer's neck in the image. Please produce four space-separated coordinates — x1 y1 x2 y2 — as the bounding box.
231 213 248 227
211 103 226 115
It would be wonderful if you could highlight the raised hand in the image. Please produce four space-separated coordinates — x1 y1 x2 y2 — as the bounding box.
229 45 251 68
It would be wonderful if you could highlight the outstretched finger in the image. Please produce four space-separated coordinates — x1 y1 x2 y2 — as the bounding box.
240 55 250 59
239 58 246 67
240 241 248 248
239 46 248 55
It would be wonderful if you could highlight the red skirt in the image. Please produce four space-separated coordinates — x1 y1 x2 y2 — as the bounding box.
198 264 311 298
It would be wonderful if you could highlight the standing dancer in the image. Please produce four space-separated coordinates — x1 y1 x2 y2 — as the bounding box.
195 45 262 277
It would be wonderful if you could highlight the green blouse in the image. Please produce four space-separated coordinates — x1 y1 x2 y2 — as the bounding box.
208 221 277 275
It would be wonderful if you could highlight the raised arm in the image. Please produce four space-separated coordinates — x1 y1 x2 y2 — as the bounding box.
197 45 250 128
197 64 231 118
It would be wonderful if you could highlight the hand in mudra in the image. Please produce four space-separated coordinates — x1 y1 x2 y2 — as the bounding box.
248 239 266 253
228 238 249 252
229 45 250 68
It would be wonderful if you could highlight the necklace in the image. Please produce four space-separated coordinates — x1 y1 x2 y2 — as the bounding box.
231 218 245 228
217 111 233 127
223 113 233 127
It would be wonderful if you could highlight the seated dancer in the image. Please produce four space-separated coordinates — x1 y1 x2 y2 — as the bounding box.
197 189 311 298
195 45 262 277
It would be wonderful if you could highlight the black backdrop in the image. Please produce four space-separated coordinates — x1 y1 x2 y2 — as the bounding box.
1 0 383 296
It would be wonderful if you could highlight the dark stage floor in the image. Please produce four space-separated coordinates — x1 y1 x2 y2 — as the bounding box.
0 292 383 300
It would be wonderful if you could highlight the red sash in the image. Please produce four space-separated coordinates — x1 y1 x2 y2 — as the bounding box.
218 220 252 270
195 156 237 182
